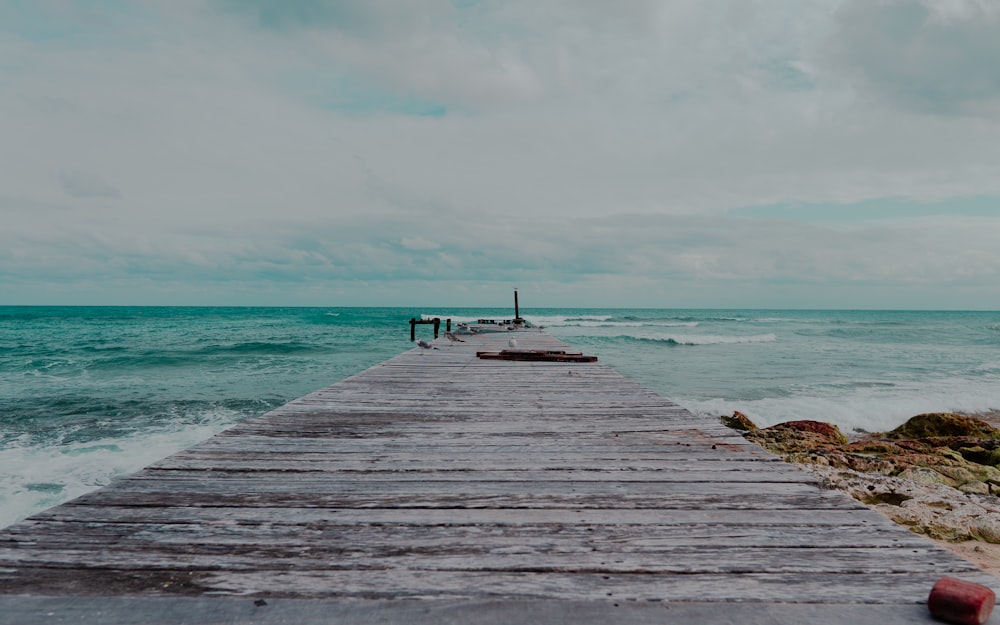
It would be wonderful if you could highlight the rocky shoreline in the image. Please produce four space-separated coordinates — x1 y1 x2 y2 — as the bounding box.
724 411 1000 580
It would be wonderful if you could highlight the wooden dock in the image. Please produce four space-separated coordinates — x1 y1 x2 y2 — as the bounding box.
0 330 996 624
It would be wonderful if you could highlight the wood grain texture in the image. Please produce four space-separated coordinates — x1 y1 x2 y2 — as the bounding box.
0 329 994 623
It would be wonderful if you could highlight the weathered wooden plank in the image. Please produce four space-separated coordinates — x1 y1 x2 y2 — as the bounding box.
67 479 839 505
137 466 811 482
1 519 933 549
169 435 755 446
0 545 970 578
153 447 779 461
25 505 897 528
64 491 857 511
1 567 991 605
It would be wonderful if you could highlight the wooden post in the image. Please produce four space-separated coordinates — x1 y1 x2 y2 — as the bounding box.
514 289 520 320
446 319 451 332
411 317 445 341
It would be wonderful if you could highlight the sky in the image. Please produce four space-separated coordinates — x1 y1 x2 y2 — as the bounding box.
2 0 1000 309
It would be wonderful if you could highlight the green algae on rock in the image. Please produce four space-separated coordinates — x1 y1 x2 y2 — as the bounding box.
887 413 1000 440
744 419 848 454
720 411 757 432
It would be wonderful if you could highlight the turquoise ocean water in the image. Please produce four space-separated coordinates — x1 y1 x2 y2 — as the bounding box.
2 306 1000 528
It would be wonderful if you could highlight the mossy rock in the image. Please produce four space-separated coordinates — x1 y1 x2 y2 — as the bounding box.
936 448 967 463
959 446 1000 467
920 524 974 542
843 440 906 456
895 439 933 453
958 481 991 495
887 412 1000 439
720 411 757 432
830 452 896 474
766 420 848 444
892 452 952 469
933 465 980 486
745 420 849 455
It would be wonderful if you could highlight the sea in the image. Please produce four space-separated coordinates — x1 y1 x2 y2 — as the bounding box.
2 306 1000 529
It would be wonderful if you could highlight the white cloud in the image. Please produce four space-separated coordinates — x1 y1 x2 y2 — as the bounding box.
823 0 1000 114
2 0 1000 307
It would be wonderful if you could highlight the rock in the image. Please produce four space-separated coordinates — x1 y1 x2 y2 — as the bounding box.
960 446 1000 467
940 447 970 463
778 419 848 443
971 516 1000 544
898 466 959 488
745 419 848 455
741 412 1000 552
720 411 757 431
959 481 992 496
844 440 906 455
936 465 983 487
887 413 1000 440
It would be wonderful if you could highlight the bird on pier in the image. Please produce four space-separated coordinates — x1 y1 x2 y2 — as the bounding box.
443 331 464 343
507 336 518 349
416 339 438 353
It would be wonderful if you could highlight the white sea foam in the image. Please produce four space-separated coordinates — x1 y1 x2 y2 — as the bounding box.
683 375 1000 435
0 411 240 529
544 319 645 328
535 316 700 328
632 333 777 346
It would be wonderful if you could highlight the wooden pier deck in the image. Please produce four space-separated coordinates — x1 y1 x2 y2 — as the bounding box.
0 331 996 624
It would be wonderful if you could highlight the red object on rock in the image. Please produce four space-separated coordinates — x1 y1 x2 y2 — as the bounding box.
928 576 996 625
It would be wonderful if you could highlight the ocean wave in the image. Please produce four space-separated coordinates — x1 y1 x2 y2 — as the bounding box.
683 375 1000 435
616 333 777 346
0 406 243 529
76 342 324 370
545 319 645 328
196 341 321 356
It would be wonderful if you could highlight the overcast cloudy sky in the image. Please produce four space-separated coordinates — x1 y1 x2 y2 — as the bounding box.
2 0 999 308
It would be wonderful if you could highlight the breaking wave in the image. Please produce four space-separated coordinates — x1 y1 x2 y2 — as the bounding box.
621 333 777 346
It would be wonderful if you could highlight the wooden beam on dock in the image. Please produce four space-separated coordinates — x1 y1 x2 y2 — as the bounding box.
0 331 995 624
